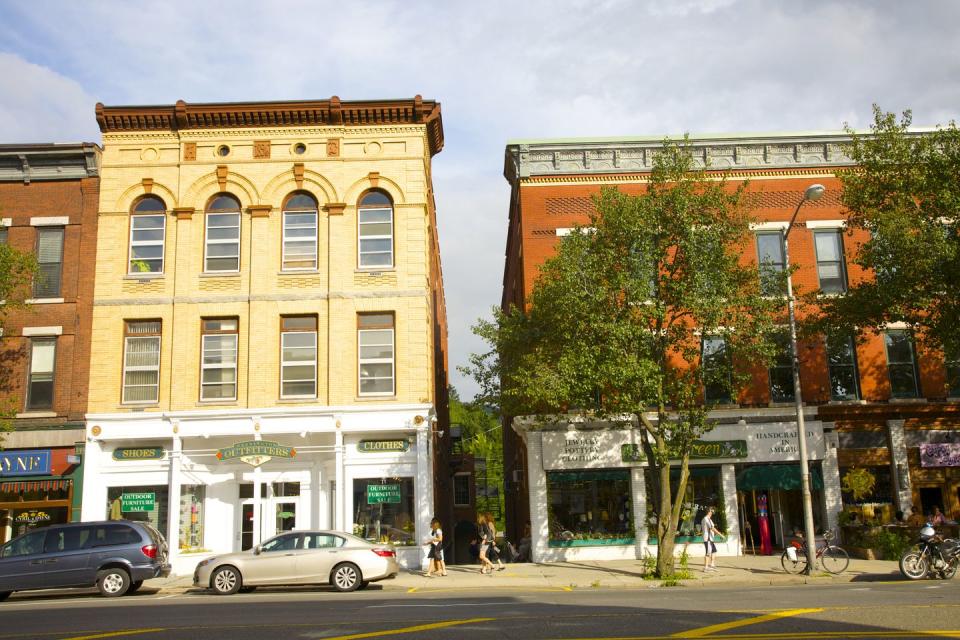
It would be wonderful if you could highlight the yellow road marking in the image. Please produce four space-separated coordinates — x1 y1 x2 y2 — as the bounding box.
406 587 418 593
671 608 822 638
61 631 164 640
563 586 574 592
319 617 494 640
556 632 960 640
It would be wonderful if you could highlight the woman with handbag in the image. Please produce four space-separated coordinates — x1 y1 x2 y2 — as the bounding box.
485 511 505 571
477 513 495 574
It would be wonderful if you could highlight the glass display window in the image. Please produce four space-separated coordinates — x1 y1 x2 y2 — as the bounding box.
179 485 205 551
107 485 168 534
546 470 634 546
644 466 723 544
351 477 415 546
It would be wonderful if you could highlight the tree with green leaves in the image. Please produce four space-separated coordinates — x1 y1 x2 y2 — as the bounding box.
449 386 504 526
0 231 38 441
813 107 960 363
466 140 781 577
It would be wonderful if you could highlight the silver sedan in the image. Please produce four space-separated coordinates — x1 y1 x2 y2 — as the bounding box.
193 531 399 594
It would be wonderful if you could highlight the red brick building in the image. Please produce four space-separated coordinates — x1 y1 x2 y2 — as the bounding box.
501 133 960 562
0 143 101 542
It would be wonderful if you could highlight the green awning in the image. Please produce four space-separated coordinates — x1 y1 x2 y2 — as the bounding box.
737 465 823 491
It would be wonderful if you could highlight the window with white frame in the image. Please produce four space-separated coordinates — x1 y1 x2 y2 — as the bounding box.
756 231 785 296
33 227 64 298
814 230 848 294
129 196 166 274
358 313 395 395
453 473 471 507
884 330 920 399
204 194 241 272
123 320 161 403
200 318 238 400
26 337 56 410
358 191 393 268
826 335 860 401
281 316 317 398
282 193 318 270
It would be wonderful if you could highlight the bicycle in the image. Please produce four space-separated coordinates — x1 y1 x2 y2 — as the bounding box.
780 529 849 574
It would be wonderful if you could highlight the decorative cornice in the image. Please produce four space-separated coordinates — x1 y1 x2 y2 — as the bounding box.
173 207 195 220
248 205 272 218
0 143 101 183
324 203 346 216
96 96 443 156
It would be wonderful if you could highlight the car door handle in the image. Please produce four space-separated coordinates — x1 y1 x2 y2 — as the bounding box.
30 560 43 565
45 559 58 564
284 553 295 556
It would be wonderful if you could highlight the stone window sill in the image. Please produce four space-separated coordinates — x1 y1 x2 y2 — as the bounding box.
278 270 321 275
124 274 165 281
355 268 396 274
118 404 160 410
26 298 65 304
354 395 397 402
889 397 925 404
199 272 241 279
277 397 318 403
16 411 57 418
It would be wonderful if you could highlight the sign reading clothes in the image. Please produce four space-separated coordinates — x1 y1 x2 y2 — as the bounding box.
0 450 52 476
920 443 960 468
357 440 410 453
216 441 296 467
121 492 156 512
366 484 402 504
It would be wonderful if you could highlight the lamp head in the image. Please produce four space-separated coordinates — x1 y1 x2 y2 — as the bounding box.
804 184 825 202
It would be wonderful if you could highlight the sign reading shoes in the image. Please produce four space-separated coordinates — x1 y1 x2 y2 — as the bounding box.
216 440 296 467
113 447 165 461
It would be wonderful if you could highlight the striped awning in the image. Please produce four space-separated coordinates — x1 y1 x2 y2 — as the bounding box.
0 479 71 494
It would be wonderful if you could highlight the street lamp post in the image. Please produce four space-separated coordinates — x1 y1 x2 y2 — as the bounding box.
783 183 825 574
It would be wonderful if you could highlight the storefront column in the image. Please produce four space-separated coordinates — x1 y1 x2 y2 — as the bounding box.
167 435 182 557
720 464 740 555
631 467 647 559
524 431 550 563
252 465 263 548
416 426 432 570
80 438 107 521
821 429 843 534
334 429 345 532
886 419 913 514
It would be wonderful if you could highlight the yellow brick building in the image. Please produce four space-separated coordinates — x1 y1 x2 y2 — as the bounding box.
81 98 450 574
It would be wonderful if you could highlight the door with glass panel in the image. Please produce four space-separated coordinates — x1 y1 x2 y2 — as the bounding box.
238 481 301 551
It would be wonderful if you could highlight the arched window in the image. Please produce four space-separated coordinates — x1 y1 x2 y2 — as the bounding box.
282 192 318 271
358 190 393 268
129 195 167 274
205 194 241 272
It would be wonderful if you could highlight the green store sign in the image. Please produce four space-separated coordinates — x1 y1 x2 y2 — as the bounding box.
357 440 409 453
113 447 165 461
366 484 401 504
621 439 748 463
216 441 296 467
121 492 156 512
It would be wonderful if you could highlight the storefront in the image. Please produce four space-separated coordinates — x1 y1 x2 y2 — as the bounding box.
0 447 83 543
911 442 960 518
81 405 436 575
517 411 842 563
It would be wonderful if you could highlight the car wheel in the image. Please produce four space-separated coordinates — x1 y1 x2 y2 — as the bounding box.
0 592 11 602
331 563 362 592
127 580 144 594
211 566 242 595
357 581 370 591
97 568 131 597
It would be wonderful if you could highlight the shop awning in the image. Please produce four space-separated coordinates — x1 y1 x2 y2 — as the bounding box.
737 465 823 491
0 479 72 494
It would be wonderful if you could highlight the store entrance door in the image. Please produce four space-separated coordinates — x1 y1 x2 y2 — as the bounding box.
239 481 302 550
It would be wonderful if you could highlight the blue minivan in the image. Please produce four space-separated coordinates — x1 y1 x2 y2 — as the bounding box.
0 520 170 600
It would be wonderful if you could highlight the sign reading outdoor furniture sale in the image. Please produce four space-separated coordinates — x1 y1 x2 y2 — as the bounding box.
366 484 401 504
121 492 156 512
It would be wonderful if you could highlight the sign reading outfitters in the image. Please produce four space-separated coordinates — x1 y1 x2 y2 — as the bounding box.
216 440 296 467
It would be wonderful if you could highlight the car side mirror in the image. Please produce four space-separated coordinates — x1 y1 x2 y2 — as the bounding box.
253 545 262 555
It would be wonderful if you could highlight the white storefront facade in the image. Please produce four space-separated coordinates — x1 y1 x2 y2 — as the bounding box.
82 404 435 575
518 409 843 563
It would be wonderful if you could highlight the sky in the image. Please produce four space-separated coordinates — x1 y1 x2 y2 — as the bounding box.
1 0 958 400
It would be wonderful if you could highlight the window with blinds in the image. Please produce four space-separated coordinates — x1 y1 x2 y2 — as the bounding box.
129 196 166 274
200 318 238 401
282 193 318 271
281 316 317 398
27 337 56 410
205 195 241 272
358 191 393 269
814 230 848 294
358 313 395 396
33 227 64 298
123 321 161 404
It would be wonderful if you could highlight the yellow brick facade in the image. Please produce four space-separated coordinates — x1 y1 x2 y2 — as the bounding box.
90 117 441 413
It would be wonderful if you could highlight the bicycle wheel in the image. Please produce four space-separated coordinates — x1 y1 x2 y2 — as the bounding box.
820 546 849 574
781 548 807 574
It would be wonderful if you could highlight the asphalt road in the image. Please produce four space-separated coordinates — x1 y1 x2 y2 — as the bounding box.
1 580 959 640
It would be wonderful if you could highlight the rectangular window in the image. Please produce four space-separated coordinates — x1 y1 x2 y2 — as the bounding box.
946 348 960 398
107 485 168 533
645 467 723 543
358 313 395 396
546 470 634 546
814 230 847 294
33 227 64 298
122 320 161 404
885 330 920 398
282 211 317 270
756 231 785 296
281 316 317 398
0 225 7 244
178 485 205 551
129 214 166 273
453 473 471 507
358 207 393 268
200 318 238 401
205 212 240 272
826 336 860 401
26 337 56 410
352 477 415 546
768 332 795 403
702 336 732 404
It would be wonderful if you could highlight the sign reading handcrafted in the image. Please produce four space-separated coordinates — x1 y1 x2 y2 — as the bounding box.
0 450 52 477
357 440 410 453
121 492 155 512
112 447 165 461
621 440 748 463
366 484 402 504
14 510 51 524
920 443 960 468
216 441 296 467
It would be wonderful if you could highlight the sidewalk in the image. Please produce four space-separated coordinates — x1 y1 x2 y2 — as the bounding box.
156 555 904 594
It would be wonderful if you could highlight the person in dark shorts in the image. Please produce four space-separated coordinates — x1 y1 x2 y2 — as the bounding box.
701 506 723 572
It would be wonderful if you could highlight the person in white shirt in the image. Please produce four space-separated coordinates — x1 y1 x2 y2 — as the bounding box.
701 506 724 572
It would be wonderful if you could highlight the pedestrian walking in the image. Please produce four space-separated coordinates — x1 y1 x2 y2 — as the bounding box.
701 506 723 572
485 511 505 571
425 517 447 577
477 513 495 574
